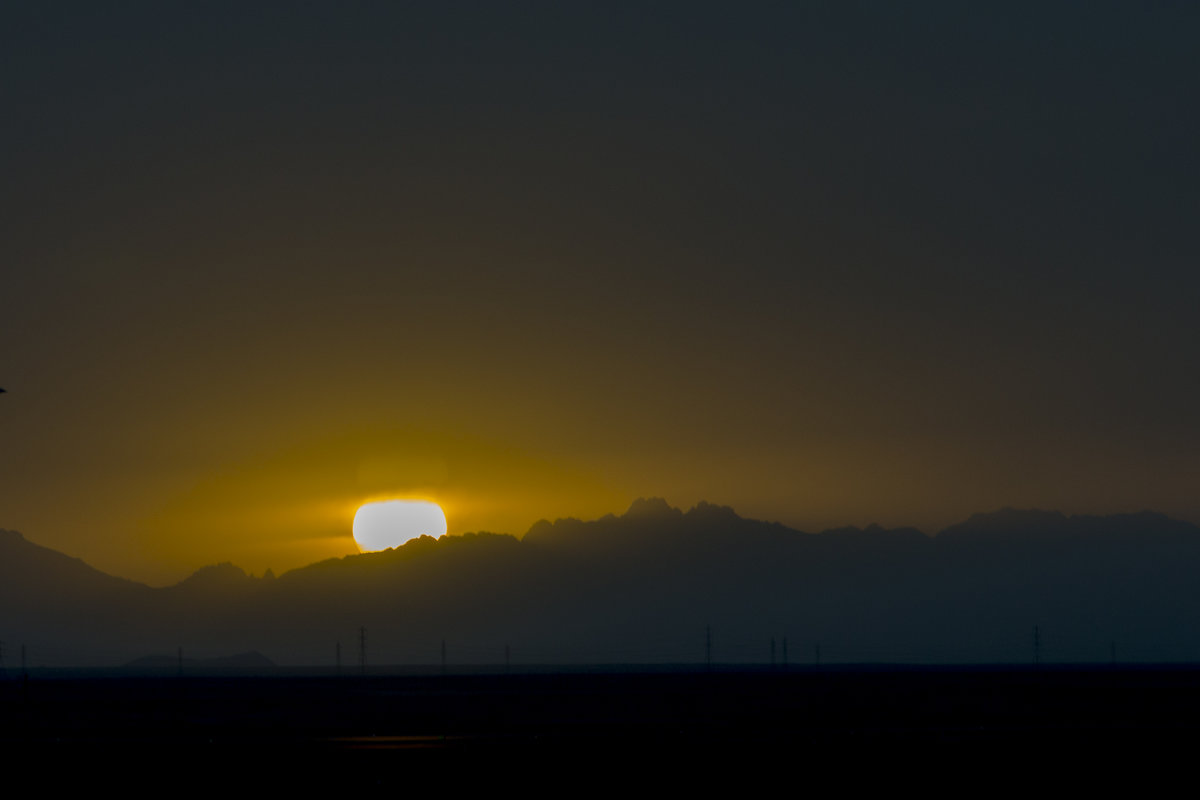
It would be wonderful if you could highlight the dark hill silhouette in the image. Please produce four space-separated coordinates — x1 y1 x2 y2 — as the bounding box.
5 501 1200 668
123 650 276 674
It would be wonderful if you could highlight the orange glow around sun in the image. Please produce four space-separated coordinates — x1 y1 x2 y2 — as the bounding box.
352 499 448 552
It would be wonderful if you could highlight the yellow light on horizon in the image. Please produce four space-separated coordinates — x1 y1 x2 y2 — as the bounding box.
352 500 447 552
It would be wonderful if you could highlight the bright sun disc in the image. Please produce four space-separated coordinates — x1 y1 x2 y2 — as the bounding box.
353 500 447 552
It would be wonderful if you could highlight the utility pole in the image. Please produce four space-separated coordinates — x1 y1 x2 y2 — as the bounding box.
359 626 367 676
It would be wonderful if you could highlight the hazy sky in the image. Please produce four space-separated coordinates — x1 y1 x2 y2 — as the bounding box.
4 3 1199 584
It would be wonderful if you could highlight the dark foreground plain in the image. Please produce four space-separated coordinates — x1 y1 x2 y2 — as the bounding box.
4 666 1199 787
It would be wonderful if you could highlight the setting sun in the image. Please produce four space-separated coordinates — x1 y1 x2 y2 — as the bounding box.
352 500 447 552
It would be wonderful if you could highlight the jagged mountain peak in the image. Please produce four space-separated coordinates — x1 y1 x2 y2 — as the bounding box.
686 501 743 523
172 561 251 589
623 497 683 519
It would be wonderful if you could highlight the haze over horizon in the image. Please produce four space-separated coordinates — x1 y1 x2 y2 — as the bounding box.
4 3 1199 584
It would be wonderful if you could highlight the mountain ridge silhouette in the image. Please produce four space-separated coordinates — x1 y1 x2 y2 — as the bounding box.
4 501 1200 667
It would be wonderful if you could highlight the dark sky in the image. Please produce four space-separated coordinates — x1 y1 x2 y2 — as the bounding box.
4 2 1199 583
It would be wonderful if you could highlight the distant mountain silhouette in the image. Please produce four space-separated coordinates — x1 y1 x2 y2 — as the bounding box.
0 528 147 596
0 528 155 664
5 502 1200 668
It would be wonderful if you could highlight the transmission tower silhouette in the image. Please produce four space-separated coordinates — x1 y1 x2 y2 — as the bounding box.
359 627 367 676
